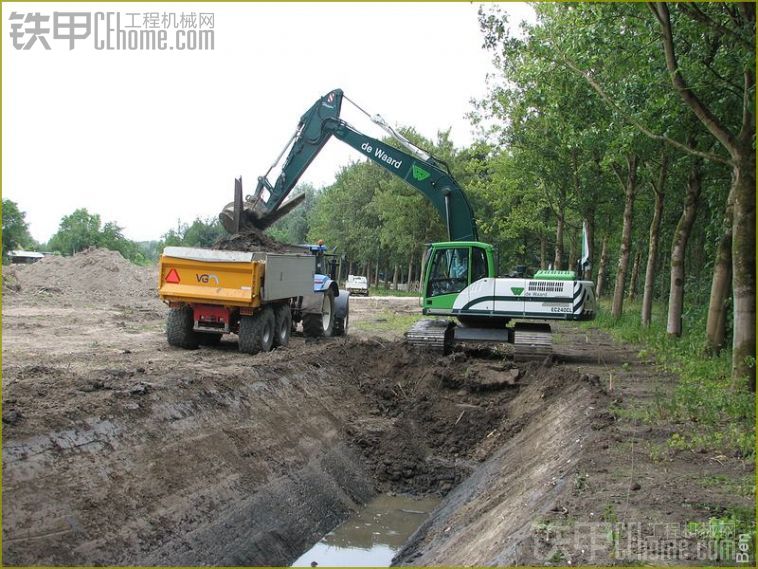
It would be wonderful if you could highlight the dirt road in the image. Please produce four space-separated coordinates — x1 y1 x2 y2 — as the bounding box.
2 251 752 565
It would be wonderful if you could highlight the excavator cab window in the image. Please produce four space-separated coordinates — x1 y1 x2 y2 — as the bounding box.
471 247 488 282
427 247 469 297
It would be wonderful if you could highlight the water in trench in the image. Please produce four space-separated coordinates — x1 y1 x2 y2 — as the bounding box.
292 494 440 567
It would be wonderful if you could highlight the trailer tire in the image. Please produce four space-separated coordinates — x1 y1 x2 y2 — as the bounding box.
273 303 292 348
333 311 348 336
239 307 275 354
167 306 199 349
303 290 334 338
197 333 223 346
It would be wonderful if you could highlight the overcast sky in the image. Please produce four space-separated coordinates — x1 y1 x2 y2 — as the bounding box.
3 2 535 243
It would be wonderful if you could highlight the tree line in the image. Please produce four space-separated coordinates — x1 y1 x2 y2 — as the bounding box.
0 202 226 265
472 2 754 389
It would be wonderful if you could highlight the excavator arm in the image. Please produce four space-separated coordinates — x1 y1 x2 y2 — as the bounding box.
220 89 478 242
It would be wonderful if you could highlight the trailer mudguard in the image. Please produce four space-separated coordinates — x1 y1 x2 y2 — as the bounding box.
300 292 324 315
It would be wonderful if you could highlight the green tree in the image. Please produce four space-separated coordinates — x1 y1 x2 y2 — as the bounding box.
47 208 146 263
48 208 103 255
2 200 35 259
157 217 225 251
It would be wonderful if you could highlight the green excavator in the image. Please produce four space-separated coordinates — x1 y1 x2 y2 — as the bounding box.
220 88 596 356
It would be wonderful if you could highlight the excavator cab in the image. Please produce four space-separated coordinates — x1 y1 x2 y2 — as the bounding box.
421 242 495 315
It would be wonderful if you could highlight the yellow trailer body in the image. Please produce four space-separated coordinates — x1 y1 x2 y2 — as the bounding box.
158 246 314 309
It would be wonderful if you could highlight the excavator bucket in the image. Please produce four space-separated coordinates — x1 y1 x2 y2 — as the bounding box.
219 177 306 235
219 177 246 234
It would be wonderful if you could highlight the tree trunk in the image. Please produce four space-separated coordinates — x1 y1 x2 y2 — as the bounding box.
567 230 577 271
667 157 702 337
641 151 669 326
407 256 414 289
374 260 380 287
553 213 564 270
705 222 733 356
628 251 642 301
611 155 638 318
731 150 756 389
641 189 664 325
595 235 609 298
392 264 399 290
540 234 547 269
583 216 595 281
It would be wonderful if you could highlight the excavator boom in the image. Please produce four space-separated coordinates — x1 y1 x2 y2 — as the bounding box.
220 89 477 242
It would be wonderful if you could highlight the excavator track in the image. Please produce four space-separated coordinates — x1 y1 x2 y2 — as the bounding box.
405 319 454 354
513 322 553 360
406 319 552 360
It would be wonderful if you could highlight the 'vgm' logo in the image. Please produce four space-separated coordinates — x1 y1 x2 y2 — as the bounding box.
196 273 220 285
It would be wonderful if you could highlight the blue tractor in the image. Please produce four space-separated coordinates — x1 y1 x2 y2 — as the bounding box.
293 243 349 337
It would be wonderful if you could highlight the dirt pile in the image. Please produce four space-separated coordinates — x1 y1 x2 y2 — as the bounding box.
9 248 156 299
212 227 297 253
2 268 22 295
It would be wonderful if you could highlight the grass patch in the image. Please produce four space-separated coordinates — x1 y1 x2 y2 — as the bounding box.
363 286 420 298
351 309 423 333
686 507 756 562
583 300 755 458
700 475 755 497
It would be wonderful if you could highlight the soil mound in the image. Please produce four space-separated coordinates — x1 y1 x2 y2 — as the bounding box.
212 228 296 253
10 248 155 298
2 268 22 295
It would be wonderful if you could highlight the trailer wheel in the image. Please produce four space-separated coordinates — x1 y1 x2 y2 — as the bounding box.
166 306 199 349
303 290 334 338
333 310 349 336
197 333 223 346
239 307 275 354
273 303 292 348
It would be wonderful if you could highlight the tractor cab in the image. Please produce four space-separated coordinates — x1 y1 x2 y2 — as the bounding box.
301 242 342 282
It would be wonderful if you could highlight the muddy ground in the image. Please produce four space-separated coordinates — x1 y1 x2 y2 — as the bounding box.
2 251 753 565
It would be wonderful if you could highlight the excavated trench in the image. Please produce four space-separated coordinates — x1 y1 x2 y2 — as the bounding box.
3 337 608 566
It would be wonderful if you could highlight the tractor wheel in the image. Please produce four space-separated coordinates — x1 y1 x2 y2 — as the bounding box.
273 303 292 348
303 290 335 338
166 306 199 349
197 333 223 346
238 307 275 354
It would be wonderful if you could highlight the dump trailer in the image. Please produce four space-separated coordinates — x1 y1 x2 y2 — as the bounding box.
158 246 348 354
